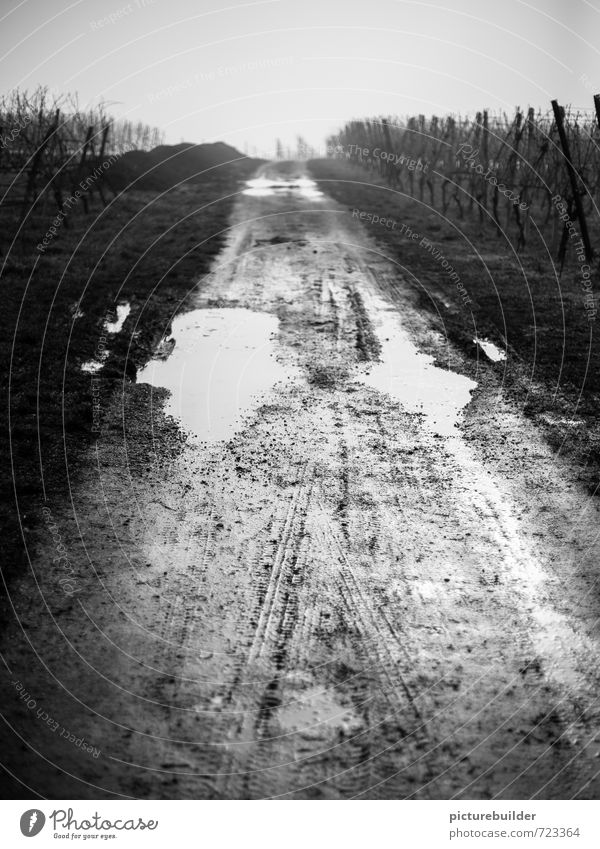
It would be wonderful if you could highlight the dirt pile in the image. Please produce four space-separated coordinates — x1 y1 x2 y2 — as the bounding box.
108 141 256 191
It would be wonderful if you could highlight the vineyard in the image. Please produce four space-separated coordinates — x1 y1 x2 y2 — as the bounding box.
0 87 165 229
327 99 600 266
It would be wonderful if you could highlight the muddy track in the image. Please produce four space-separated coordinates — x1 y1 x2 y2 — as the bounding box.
2 163 600 800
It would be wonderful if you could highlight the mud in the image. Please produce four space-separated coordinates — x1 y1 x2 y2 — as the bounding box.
2 162 600 800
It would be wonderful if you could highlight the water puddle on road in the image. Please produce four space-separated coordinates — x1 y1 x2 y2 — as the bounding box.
243 176 324 200
80 303 131 372
474 336 507 362
359 297 477 437
105 303 131 334
276 686 362 738
81 354 108 374
137 308 293 443
530 607 588 692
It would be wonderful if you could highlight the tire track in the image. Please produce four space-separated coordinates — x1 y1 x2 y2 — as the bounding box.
212 460 315 798
316 512 424 727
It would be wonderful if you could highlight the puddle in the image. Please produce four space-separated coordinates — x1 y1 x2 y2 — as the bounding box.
359 295 476 437
243 176 324 200
137 308 294 442
81 352 108 373
530 607 587 692
80 304 131 372
105 303 131 334
276 686 362 738
474 336 506 362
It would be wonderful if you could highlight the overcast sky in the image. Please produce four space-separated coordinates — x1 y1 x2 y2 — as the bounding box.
1 0 599 157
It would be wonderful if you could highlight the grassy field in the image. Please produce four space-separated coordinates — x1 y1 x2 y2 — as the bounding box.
309 158 600 491
1 157 257 592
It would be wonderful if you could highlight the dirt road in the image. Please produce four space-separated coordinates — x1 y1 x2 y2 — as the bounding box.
3 163 600 799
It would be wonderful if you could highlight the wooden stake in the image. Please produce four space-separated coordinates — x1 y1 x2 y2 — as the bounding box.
594 94 600 131
551 99 593 262
76 126 94 213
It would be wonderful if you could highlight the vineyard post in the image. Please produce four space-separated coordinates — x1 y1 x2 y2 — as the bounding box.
506 110 523 230
469 112 482 214
426 116 439 208
481 110 489 217
382 118 394 184
594 94 600 131
406 118 416 194
594 96 600 217
98 124 110 160
95 125 110 206
418 115 427 201
551 99 593 262
76 126 94 213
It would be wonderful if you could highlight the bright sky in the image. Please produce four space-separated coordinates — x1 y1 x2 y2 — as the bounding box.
1 0 599 157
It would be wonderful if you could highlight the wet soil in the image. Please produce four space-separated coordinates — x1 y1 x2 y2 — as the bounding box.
307 157 600 497
2 162 600 800
0 160 257 596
